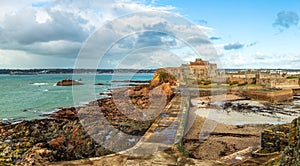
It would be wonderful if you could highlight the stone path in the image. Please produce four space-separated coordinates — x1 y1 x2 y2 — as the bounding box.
119 95 188 156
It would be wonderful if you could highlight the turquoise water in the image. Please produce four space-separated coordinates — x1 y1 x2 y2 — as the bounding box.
0 73 153 122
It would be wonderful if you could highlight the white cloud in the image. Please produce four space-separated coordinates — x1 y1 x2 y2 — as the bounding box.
0 0 216 69
74 11 217 69
35 10 52 24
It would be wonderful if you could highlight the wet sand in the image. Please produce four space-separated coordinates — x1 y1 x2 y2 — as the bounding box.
183 116 268 160
192 96 300 125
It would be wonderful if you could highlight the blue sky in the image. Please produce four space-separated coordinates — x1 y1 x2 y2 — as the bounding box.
0 0 299 69
160 0 300 69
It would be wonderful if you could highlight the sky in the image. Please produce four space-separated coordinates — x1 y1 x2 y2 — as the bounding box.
0 0 299 69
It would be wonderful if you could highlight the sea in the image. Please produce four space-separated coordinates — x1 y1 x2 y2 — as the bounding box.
0 73 153 123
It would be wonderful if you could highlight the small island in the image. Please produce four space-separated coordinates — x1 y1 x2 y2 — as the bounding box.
56 79 83 86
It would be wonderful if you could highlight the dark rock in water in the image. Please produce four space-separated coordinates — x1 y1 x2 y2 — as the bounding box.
95 83 111 86
56 79 83 86
22 109 28 112
99 92 112 96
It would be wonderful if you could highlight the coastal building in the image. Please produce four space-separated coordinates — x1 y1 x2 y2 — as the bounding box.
256 71 299 89
166 58 219 82
226 70 256 85
189 58 218 79
166 58 299 89
226 69 300 89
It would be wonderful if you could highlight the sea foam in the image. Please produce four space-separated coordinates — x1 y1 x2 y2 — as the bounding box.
31 83 49 86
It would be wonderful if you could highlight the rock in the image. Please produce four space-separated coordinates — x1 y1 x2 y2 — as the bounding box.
95 83 111 86
48 135 66 149
260 124 290 153
149 68 177 89
16 146 56 165
99 92 112 96
56 79 83 86
280 116 300 165
47 107 78 120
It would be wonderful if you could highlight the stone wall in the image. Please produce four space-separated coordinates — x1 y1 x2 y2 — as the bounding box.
272 78 299 89
257 77 299 89
280 117 300 165
240 89 293 103
260 124 290 153
228 77 254 84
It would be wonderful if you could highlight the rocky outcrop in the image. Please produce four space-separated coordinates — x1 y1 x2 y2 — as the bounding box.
44 107 78 121
149 68 177 89
260 124 290 153
0 118 112 165
0 94 154 165
280 116 300 165
56 79 83 86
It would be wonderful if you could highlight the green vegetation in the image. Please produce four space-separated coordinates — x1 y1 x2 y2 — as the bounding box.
230 81 239 86
238 82 247 86
287 76 299 79
197 79 211 85
159 71 176 83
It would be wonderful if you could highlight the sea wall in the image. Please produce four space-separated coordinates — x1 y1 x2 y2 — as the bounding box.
228 77 254 84
240 89 293 103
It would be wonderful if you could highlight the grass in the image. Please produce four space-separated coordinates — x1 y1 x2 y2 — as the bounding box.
287 76 299 79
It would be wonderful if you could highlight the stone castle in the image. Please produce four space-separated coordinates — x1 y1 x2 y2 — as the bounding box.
165 58 300 90
166 58 219 82
164 58 300 102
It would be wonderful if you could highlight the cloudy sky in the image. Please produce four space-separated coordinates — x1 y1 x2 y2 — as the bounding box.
0 0 299 69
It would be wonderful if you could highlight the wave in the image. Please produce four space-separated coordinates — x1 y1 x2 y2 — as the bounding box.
31 82 49 86
43 89 49 92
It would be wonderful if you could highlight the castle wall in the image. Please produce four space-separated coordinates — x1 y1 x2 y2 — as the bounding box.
241 89 293 103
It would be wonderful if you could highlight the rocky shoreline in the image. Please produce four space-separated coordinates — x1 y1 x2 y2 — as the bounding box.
0 95 158 165
0 69 177 165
